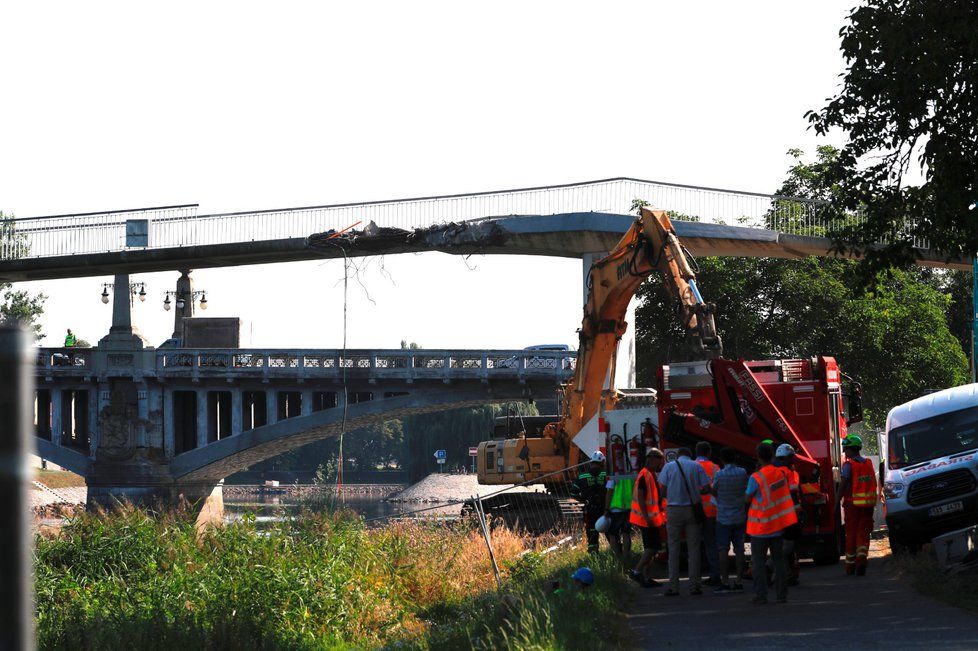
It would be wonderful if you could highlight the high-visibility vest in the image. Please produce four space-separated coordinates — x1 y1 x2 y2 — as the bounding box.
844 457 878 508
630 468 666 527
747 465 798 536
64 333 76 347
776 465 800 492
609 478 634 511
697 459 718 518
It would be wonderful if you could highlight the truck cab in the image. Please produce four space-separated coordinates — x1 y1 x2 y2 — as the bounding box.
881 384 978 552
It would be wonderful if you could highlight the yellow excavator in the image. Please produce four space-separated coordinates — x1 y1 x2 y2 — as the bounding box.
477 206 722 488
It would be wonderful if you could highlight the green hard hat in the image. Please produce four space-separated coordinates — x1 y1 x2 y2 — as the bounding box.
761 439 774 446
842 434 863 449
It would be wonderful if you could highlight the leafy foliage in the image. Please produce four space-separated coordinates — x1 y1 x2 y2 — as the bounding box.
0 212 45 340
35 508 632 650
806 0 978 272
635 148 970 427
636 256 968 427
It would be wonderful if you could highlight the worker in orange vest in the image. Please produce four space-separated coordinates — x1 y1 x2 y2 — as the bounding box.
837 434 877 576
695 441 722 586
745 442 798 604
774 444 803 585
629 448 666 588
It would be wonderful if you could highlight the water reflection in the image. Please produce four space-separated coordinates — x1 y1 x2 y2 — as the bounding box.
223 493 463 526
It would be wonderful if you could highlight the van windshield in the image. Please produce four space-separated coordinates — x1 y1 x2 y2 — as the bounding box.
888 406 978 469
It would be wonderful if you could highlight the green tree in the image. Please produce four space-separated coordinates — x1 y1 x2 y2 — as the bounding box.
0 212 46 340
1 286 46 340
806 0 978 272
635 149 970 427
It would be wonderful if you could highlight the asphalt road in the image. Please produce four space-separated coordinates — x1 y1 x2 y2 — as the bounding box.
628 552 978 650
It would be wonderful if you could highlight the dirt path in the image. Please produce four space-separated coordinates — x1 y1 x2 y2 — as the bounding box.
628 543 978 650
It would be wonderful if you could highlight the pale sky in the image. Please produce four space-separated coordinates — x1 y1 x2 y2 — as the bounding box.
0 1 852 350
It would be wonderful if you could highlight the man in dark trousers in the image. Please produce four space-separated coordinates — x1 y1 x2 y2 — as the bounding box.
745 442 798 604
570 451 608 553
629 447 666 587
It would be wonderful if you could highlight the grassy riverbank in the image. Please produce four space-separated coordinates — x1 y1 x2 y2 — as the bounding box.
35 508 633 649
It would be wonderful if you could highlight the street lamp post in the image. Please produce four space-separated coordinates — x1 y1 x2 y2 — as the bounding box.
165 269 208 340
101 281 146 307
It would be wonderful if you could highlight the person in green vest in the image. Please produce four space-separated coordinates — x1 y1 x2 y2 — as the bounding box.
604 473 635 566
64 329 76 347
569 451 608 553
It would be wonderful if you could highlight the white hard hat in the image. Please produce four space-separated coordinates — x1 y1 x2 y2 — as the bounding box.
590 450 606 463
595 515 611 533
776 443 795 458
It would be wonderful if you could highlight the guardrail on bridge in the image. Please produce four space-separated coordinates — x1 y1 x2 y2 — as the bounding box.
5 178 881 261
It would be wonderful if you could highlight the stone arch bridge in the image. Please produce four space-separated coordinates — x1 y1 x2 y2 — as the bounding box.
33 345 571 509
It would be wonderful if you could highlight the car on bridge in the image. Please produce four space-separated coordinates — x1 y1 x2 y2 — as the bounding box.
497 344 573 370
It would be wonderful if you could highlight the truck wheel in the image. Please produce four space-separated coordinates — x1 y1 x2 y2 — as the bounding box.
812 545 840 566
812 526 843 565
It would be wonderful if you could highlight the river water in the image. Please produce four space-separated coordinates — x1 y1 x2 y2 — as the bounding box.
223 493 462 526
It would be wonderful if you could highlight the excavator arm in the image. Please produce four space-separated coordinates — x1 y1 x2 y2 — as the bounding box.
477 206 721 484
555 206 723 464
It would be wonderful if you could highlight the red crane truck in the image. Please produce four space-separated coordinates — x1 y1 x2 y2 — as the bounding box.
657 356 863 563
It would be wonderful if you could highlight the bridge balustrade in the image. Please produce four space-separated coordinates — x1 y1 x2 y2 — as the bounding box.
153 348 576 379
35 347 91 370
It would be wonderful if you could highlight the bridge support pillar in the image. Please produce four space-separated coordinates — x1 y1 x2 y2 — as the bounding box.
231 389 243 436
162 387 175 458
50 387 63 447
136 384 149 450
86 480 224 528
266 389 278 426
196 389 209 449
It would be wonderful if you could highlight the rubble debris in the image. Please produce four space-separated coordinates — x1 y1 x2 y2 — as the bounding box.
306 219 508 255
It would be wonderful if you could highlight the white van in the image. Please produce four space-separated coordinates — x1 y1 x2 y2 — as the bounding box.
881 384 978 552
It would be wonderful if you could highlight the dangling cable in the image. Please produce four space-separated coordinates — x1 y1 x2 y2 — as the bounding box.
336 251 350 508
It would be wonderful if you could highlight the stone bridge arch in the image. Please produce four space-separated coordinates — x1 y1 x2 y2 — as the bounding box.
169 381 554 482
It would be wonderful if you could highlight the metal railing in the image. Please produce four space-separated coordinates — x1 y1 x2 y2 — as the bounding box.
3 178 891 262
1 204 197 260
32 347 576 380
154 348 575 380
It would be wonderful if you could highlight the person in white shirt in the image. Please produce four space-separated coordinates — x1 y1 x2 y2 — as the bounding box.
657 447 711 596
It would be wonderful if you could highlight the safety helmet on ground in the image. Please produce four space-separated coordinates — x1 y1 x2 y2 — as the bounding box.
594 515 611 533
590 450 606 464
571 567 595 586
776 444 795 458
842 434 863 449
761 439 774 446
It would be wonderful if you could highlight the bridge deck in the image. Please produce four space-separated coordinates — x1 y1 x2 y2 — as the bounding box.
4 177 958 281
4 214 966 283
